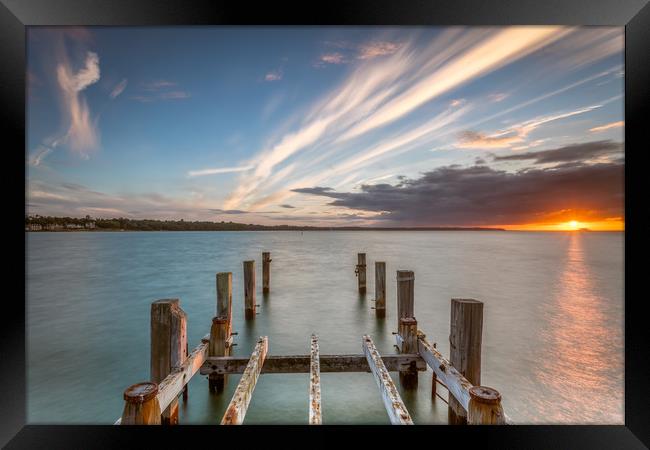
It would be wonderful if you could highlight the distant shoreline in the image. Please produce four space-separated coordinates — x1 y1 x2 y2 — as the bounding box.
26 227 507 232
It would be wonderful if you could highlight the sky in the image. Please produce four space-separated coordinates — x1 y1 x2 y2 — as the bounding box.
26 26 625 230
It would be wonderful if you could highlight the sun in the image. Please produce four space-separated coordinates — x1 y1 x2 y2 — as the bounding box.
568 220 579 229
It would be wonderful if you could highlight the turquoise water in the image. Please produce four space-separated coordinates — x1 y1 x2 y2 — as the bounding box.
26 230 624 424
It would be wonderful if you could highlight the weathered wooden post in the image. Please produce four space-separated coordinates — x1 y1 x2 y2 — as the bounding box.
468 386 505 425
244 260 256 319
448 298 483 425
396 270 417 389
396 270 414 331
121 382 161 425
398 317 419 389
262 252 271 294
356 253 366 294
208 316 229 393
151 299 187 425
216 272 233 336
374 262 386 318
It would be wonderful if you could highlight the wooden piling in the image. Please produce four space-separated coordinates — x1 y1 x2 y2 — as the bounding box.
150 299 187 425
374 262 386 318
448 298 483 425
356 253 366 294
396 271 414 330
209 316 229 393
262 252 271 294
468 386 505 425
121 382 161 425
398 317 419 389
216 272 233 333
244 260 256 319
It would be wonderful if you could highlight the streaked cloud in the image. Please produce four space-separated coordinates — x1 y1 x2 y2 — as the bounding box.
457 131 523 149
109 78 128 99
492 140 623 164
132 80 190 102
357 41 401 59
590 120 624 133
188 165 254 177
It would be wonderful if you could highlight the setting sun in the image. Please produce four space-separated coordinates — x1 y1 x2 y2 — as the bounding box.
569 220 579 229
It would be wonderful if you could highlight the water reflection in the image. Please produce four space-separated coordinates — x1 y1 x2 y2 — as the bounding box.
536 233 623 423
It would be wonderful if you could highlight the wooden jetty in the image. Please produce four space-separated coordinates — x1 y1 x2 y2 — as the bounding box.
117 250 509 425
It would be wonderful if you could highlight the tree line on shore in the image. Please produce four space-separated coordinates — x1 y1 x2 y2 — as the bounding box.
24 215 321 231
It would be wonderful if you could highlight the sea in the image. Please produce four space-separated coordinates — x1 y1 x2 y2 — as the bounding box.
26 230 624 424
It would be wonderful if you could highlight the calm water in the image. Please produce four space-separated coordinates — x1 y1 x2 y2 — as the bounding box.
26 231 624 424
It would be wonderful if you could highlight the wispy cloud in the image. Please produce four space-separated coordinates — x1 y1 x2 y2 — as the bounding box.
109 78 127 99
132 80 190 102
357 41 402 60
590 120 624 132
488 93 508 102
456 102 605 149
315 52 347 67
188 165 253 177
56 51 101 157
264 69 283 81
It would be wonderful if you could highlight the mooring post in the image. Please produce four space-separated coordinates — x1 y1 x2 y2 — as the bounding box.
209 316 229 393
468 386 505 425
356 253 366 294
396 271 414 331
151 299 187 425
244 260 256 319
121 382 161 425
217 272 233 336
375 261 386 318
262 252 271 294
396 270 417 389
398 317 419 389
448 298 483 425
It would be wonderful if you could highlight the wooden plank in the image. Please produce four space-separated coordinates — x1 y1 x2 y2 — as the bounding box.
156 339 209 414
449 298 483 424
362 335 413 425
200 353 427 375
417 332 473 413
374 262 386 317
221 336 269 425
309 334 321 425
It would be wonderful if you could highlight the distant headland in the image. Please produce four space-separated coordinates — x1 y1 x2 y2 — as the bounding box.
25 215 505 232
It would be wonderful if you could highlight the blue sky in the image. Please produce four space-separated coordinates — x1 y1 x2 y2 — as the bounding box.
26 26 624 228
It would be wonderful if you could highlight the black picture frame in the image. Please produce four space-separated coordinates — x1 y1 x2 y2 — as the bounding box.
3 0 649 448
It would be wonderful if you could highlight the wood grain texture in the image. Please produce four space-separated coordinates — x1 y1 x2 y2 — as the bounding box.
243 260 256 319
448 298 483 424
375 261 386 317
221 336 268 425
362 335 413 425
262 252 271 294
200 353 426 375
309 334 321 425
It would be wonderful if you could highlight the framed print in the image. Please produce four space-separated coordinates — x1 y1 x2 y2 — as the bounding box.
2 0 649 448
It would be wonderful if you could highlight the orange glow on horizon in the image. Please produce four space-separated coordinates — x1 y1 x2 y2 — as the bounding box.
494 218 624 231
